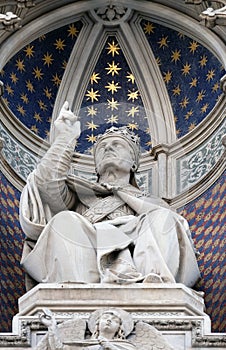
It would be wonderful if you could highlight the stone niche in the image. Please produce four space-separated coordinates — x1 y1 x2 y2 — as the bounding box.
0 283 225 349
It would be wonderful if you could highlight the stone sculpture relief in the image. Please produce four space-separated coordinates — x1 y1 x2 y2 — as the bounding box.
35 307 174 350
19 101 200 289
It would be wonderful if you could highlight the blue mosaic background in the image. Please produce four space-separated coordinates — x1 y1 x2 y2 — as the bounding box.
0 19 225 153
141 20 225 138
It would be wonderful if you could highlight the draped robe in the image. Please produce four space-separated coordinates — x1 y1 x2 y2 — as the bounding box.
19 135 200 288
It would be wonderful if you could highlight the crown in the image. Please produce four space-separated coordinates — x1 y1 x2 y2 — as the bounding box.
94 126 140 162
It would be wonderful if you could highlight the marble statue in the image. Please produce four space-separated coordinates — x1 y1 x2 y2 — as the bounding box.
35 307 174 350
20 101 200 289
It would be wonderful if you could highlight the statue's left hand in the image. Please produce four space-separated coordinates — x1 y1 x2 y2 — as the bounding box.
54 101 81 140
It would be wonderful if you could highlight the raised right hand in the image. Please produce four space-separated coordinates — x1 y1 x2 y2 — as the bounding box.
54 101 81 139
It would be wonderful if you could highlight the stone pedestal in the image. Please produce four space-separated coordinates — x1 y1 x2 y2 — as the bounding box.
0 283 225 349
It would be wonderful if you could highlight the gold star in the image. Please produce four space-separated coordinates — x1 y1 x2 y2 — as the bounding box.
54 38 66 51
177 32 185 39
146 140 152 148
44 87 52 99
189 122 196 131
126 72 135 84
172 85 181 96
127 123 138 131
106 115 118 124
190 78 198 88
107 40 120 57
127 90 139 102
10 73 18 84
52 73 61 86
2 97 9 106
156 57 161 66
26 80 35 92
171 49 181 63
24 45 34 58
185 109 194 120
90 72 101 84
212 82 219 92
16 58 25 72
176 128 181 135
62 60 67 70
196 90 206 102
163 70 172 84
45 130 50 138
38 100 47 111
86 121 98 130
39 35 46 41
105 81 121 94
189 41 199 54
201 103 209 113
86 88 100 102
5 84 14 95
126 106 139 117
31 125 39 134
68 24 79 38
107 97 120 111
86 134 97 143
199 55 208 67
33 67 43 80
179 97 189 108
206 69 215 82
33 112 42 122
105 61 122 76
181 63 191 75
158 36 169 49
17 104 26 116
87 106 98 116
43 52 54 67
143 22 155 34
0 69 4 76
20 93 29 104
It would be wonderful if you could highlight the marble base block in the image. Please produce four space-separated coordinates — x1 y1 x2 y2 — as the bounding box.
0 283 225 350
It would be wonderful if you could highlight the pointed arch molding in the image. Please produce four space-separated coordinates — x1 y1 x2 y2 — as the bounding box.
51 12 176 145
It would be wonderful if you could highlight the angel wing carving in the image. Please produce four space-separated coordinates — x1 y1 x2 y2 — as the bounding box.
130 321 174 350
35 318 86 350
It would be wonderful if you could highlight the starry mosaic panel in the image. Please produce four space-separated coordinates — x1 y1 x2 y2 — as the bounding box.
141 19 225 138
0 174 26 332
78 35 151 154
1 20 224 154
179 172 226 333
0 21 83 140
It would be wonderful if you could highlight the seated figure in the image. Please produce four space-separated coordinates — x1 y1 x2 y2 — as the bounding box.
20 102 200 289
